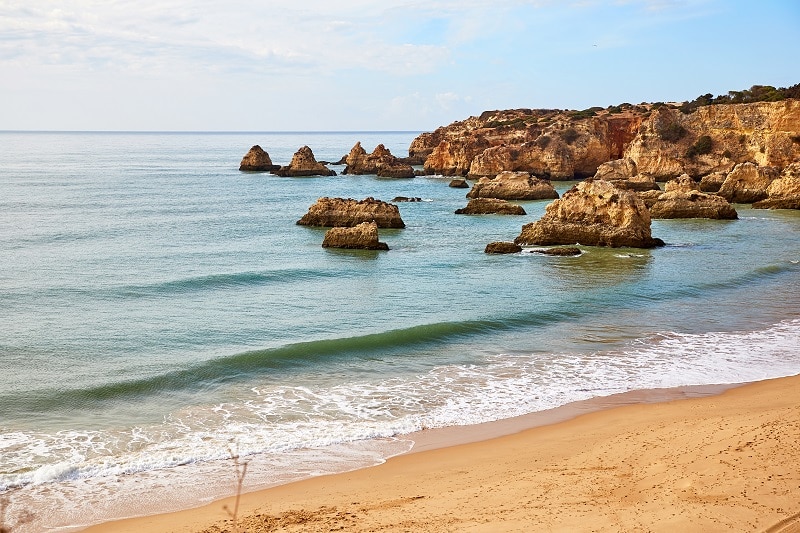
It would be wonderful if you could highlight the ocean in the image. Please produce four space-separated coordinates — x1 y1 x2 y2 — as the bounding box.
1 131 799 532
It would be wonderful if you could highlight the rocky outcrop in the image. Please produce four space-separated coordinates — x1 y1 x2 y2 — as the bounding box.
455 198 526 215
698 171 727 193
466 171 559 200
625 101 800 180
664 174 700 193
594 158 639 180
530 247 582 256
297 197 405 228
484 241 522 254
411 100 800 182
274 146 336 177
392 196 422 202
413 108 645 178
239 145 280 171
449 178 469 188
753 162 800 209
649 190 738 219
514 179 663 248
717 162 779 203
322 222 389 250
593 158 659 191
343 142 415 178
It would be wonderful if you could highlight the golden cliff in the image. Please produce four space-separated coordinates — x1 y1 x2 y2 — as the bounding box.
412 100 800 180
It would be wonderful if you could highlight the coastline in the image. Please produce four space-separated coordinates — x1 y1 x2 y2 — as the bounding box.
82 374 800 532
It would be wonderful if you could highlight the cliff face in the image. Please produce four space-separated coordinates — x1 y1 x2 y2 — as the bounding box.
626 100 800 179
413 101 800 180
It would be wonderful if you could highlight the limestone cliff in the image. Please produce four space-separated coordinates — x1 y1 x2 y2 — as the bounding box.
412 100 800 181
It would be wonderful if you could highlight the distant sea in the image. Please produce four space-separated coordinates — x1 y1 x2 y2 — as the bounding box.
1 131 799 532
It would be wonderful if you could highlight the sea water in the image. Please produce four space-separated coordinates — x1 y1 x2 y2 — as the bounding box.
1 131 799 531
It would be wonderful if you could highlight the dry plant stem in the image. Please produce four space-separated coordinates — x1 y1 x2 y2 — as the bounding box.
223 450 250 533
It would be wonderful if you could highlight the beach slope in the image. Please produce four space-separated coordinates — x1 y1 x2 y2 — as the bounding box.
85 375 800 532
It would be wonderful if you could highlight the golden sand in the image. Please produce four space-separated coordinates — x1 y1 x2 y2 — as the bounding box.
84 375 800 532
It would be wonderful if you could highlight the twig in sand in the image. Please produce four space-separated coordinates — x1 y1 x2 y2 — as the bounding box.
222 446 250 533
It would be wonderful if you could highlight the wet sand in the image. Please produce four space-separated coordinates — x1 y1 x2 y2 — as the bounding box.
84 374 800 532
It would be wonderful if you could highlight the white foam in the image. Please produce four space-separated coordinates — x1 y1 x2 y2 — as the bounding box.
3 318 800 531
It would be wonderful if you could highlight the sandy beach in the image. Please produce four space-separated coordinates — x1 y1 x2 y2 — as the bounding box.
81 374 800 533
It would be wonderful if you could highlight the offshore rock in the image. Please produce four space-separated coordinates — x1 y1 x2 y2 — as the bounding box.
484 241 522 254
343 142 415 178
455 198 526 215
391 196 422 202
717 162 779 203
698 171 728 193
297 197 405 228
664 174 700 193
322 222 389 250
449 178 470 188
466 171 559 200
274 146 337 177
753 162 800 209
649 190 738 219
514 179 663 248
530 246 582 256
239 145 280 171
594 158 639 180
637 189 663 208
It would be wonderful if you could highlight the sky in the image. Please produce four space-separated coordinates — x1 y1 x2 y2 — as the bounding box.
1 0 798 131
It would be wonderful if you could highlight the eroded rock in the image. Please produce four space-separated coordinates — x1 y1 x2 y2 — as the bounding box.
274 146 336 177
455 198 526 215
322 222 389 250
753 162 800 209
343 142 415 178
239 145 280 171
514 179 663 248
466 171 559 200
717 162 779 203
297 197 405 228
484 241 522 254
649 190 738 219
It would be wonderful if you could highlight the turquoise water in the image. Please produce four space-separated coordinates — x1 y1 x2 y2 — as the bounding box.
1 131 799 531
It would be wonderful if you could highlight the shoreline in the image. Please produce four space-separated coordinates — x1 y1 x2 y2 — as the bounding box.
82 375 800 532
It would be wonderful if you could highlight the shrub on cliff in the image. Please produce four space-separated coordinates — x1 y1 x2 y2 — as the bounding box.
562 128 579 145
656 122 687 142
686 135 713 158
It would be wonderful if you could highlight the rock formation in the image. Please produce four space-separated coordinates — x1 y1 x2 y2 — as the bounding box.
449 178 469 188
391 196 422 202
649 191 738 219
530 247 582 256
717 162 780 203
455 198 526 215
698 171 727 193
514 179 664 248
239 145 280 171
663 174 700 193
466 171 559 200
484 241 522 254
410 100 800 182
274 146 337 177
297 197 405 228
592 158 660 191
342 142 415 178
753 162 800 209
322 222 389 250
412 107 645 178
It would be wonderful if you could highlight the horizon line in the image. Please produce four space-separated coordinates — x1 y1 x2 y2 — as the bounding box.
0 129 427 135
